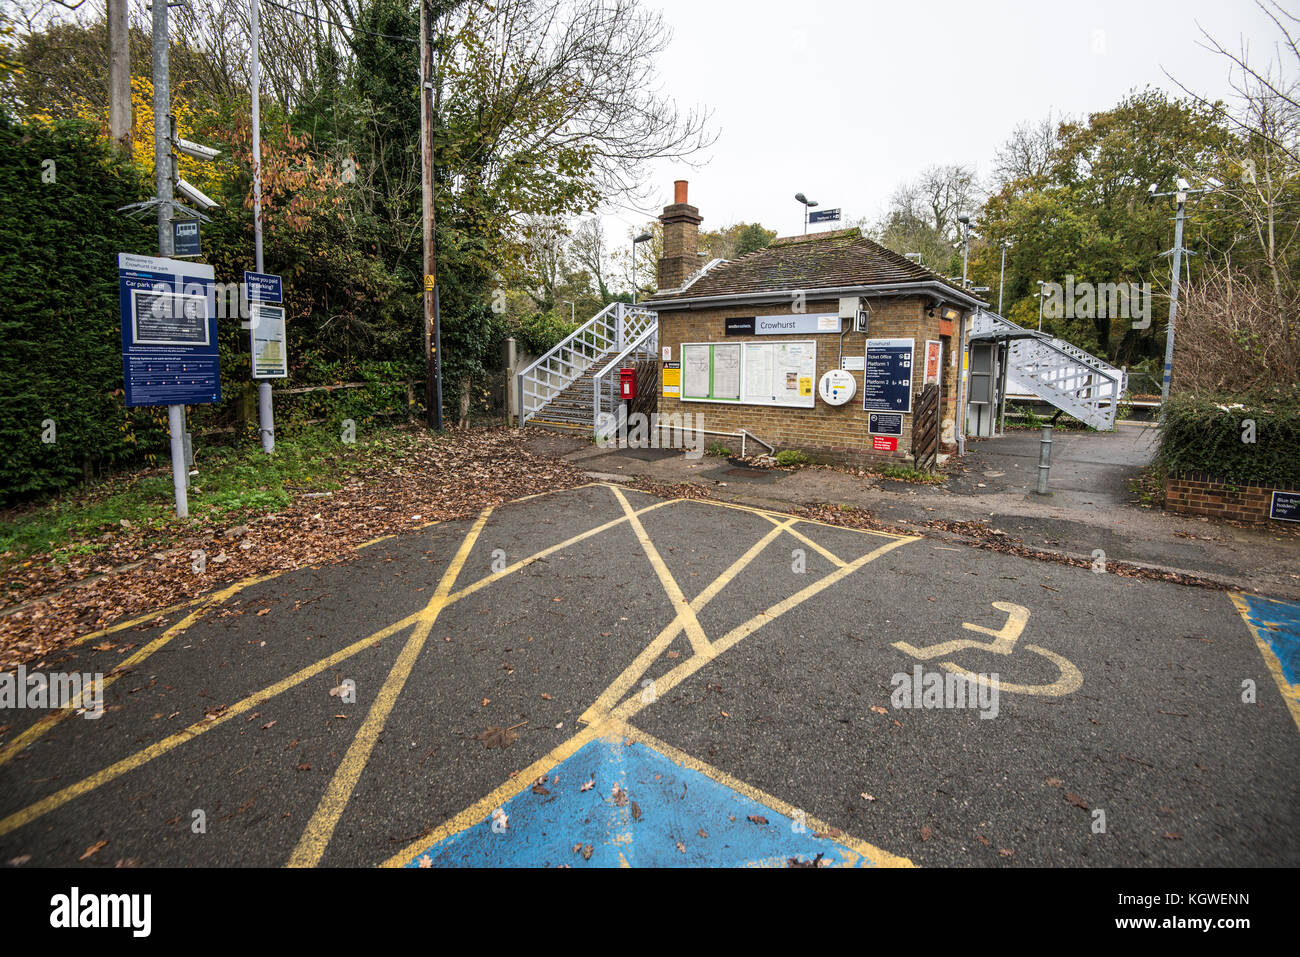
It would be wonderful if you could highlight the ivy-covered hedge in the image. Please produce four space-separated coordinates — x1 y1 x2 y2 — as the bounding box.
1155 394 1300 486
0 116 167 503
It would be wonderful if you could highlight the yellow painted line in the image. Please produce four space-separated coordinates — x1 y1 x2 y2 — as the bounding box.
579 517 797 726
609 533 918 725
448 500 673 605
65 598 203 647
287 508 493 868
1229 592 1300 733
0 573 275 768
690 497 903 539
611 486 712 656
610 720 913 867
760 514 847 568
0 610 420 840
380 720 610 868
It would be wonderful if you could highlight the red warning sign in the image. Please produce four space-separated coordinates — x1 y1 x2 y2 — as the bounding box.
872 436 898 452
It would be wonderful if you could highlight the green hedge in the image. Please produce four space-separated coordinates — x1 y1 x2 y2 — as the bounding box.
1155 394 1300 485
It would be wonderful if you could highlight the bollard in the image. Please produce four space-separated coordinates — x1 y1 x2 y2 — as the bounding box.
1035 425 1053 495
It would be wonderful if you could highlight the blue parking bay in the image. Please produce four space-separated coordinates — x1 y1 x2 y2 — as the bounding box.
405 732 886 868
1233 592 1300 732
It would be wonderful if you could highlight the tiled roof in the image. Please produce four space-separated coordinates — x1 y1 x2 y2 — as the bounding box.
650 227 964 303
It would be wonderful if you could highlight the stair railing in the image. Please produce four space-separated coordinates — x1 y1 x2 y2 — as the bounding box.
517 302 621 424
592 305 659 434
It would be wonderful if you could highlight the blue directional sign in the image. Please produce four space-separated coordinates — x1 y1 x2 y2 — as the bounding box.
243 270 282 304
118 253 220 408
862 338 914 414
808 208 841 224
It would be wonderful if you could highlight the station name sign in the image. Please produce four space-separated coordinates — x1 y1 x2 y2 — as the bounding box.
725 314 841 336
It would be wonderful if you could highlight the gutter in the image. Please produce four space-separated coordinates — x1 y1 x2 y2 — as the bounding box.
644 281 986 312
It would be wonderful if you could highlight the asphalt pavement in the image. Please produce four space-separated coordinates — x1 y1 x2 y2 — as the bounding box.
0 482 1295 868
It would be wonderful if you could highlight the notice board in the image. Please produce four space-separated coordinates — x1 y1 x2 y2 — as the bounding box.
680 341 816 408
118 252 220 408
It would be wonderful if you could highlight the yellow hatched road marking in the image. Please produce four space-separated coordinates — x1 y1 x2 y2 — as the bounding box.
0 574 275 768
286 509 492 868
579 516 798 726
0 491 667 836
611 486 712 656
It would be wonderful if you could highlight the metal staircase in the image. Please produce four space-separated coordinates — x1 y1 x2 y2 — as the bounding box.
969 309 1127 431
518 302 658 433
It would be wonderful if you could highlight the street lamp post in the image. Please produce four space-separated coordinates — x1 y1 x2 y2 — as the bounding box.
562 300 575 323
795 192 818 234
998 240 1011 314
631 231 652 304
1037 280 1046 332
956 215 972 456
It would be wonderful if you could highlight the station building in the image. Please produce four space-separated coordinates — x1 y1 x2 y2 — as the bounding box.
644 182 985 466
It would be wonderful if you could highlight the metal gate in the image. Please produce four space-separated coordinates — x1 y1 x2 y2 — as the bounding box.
912 383 940 472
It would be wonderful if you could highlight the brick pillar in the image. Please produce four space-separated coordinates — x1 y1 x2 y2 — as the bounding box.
657 179 702 291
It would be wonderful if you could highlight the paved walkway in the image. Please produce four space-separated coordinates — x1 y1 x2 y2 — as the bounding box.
540 425 1300 600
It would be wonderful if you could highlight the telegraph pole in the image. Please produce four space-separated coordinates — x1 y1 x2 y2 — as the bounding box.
250 0 274 451
956 215 971 456
152 0 188 518
419 0 443 429
108 0 131 153
1161 191 1186 405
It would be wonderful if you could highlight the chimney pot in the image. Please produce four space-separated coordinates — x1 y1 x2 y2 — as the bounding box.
674 180 688 204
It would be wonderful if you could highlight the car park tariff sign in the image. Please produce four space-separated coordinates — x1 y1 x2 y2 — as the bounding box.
118 253 220 408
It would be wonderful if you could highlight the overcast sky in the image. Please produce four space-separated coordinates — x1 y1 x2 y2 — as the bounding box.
601 0 1283 244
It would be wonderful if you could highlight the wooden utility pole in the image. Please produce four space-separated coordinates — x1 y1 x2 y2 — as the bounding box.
107 0 131 153
419 0 443 429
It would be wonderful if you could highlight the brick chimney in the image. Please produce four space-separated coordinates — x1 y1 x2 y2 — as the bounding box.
657 179 703 290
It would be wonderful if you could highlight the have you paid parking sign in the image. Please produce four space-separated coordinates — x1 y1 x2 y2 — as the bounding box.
118 253 220 407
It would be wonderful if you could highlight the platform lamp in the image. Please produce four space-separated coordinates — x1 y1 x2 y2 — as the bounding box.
795 192 818 234
631 232 653 304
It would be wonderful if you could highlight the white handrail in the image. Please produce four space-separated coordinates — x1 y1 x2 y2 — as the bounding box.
591 307 659 429
517 301 621 423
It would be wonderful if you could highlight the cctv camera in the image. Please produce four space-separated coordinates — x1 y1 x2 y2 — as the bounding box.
175 137 221 162
1147 183 1158 195
176 177 219 212
1176 177 1190 192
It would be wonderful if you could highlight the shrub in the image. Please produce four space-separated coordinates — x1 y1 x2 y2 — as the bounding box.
775 449 810 467
1154 393 1300 485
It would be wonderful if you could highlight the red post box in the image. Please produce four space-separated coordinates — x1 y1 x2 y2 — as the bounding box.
619 367 636 400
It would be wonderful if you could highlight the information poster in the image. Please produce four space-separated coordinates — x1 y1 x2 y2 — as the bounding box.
682 344 712 399
863 337 914 413
661 361 681 398
118 252 220 408
924 340 943 385
251 304 287 379
681 341 816 408
712 343 741 400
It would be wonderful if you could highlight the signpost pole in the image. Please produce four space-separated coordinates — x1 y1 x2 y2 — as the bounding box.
251 0 274 452
1160 192 1186 405
152 0 187 518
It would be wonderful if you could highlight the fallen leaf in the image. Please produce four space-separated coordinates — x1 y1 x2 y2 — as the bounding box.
581 844 593 860
579 778 594 792
1045 777 1063 787
999 848 1014 857
1064 792 1089 811
79 840 107 861
261 720 276 730
747 814 769 826
920 825 933 842
296 762 311 771
630 801 642 821
870 705 888 715
860 792 876 802
1163 831 1183 840
976 835 991 847
676 841 685 853
476 726 517 749
540 693 552 700
256 608 270 617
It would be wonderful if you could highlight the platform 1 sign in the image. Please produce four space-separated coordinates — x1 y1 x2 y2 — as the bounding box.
1271 490 1300 522
119 253 220 408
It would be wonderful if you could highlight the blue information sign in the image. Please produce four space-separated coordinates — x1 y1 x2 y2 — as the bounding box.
808 208 841 224
118 253 221 408
172 219 201 257
244 270 283 304
862 338 914 413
